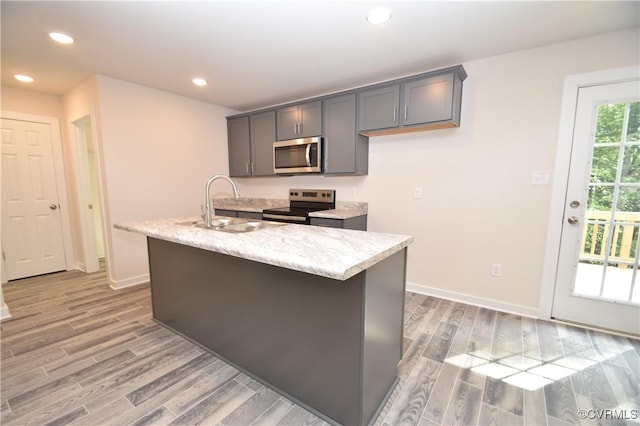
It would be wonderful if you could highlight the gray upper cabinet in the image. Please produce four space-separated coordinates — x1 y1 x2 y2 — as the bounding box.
403 73 455 126
250 111 276 176
357 85 400 132
227 64 466 177
358 66 466 135
277 101 322 140
228 112 276 177
227 116 251 177
323 94 368 175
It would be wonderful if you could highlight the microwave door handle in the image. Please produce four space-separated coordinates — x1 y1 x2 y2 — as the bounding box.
305 144 311 167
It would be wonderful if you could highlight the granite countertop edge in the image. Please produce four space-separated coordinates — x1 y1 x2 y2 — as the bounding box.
115 216 411 281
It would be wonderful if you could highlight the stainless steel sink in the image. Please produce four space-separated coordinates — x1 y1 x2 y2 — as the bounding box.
175 217 285 233
215 221 285 233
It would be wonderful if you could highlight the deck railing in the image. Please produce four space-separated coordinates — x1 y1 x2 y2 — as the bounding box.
580 211 640 269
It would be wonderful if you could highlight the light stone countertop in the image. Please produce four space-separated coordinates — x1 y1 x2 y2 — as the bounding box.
212 198 367 219
213 198 288 213
115 216 411 281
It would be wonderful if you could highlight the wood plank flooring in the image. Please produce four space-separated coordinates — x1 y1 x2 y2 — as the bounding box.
1 268 639 425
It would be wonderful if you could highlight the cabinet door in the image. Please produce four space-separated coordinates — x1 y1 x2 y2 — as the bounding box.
297 101 322 138
403 73 454 126
324 94 356 174
237 211 263 220
358 85 400 132
250 111 276 176
277 106 300 140
227 116 251 177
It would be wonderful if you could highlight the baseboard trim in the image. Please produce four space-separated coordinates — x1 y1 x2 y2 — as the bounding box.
406 282 539 319
0 304 11 321
109 273 149 290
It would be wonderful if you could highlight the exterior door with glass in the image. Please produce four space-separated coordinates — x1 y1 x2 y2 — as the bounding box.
552 79 640 335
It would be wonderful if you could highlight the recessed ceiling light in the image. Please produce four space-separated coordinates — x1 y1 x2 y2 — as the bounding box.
14 74 34 83
192 77 208 87
49 32 74 44
366 7 392 25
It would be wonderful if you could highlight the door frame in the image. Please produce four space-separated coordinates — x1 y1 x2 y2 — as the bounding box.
71 113 106 273
539 65 640 320
1 111 75 281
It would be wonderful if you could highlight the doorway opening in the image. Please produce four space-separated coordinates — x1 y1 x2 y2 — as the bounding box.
72 115 106 273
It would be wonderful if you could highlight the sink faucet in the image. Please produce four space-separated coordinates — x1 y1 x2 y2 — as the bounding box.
203 174 240 227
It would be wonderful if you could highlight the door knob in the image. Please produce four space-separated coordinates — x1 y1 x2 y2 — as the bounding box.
567 216 579 225
50 204 58 210
569 200 580 208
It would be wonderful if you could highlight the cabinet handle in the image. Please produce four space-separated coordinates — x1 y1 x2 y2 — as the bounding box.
393 107 397 123
298 122 302 135
251 162 255 173
404 105 408 121
294 123 298 135
246 163 250 173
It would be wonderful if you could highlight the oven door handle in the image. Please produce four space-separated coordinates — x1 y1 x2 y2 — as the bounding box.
305 143 311 167
262 213 307 222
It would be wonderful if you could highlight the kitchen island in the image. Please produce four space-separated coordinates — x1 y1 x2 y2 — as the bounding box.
115 217 413 426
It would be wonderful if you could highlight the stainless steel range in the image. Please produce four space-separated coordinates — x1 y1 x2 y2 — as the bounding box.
262 189 335 224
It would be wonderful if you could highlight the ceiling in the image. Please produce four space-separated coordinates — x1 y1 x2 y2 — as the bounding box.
2 1 638 112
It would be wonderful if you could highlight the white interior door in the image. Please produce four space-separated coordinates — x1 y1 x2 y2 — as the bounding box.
552 80 640 335
1 118 66 280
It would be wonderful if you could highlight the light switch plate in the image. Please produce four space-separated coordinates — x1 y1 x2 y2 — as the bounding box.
531 171 550 185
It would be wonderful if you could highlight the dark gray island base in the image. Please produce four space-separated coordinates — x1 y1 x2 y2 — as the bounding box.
147 237 407 426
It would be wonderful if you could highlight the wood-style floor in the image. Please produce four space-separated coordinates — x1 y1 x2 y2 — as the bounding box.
1 268 639 425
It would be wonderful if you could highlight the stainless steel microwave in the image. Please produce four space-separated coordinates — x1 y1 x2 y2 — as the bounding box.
273 137 322 174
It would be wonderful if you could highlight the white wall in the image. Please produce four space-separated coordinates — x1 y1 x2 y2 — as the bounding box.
62 77 102 272
95 76 234 288
230 28 640 315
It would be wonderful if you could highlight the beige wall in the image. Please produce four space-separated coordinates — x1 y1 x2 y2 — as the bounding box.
94 75 234 287
232 28 640 315
62 76 102 273
1 86 64 117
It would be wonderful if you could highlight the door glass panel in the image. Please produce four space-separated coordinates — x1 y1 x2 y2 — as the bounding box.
574 101 640 305
591 146 619 182
595 103 624 143
587 185 613 210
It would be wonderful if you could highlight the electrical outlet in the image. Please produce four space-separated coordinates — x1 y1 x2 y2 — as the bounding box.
414 187 423 199
491 263 502 277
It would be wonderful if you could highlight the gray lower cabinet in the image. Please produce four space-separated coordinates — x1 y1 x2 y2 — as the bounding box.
214 209 262 220
237 211 262 220
323 94 368 175
277 101 322 140
228 112 276 177
147 237 406 426
310 215 367 231
214 209 237 217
